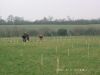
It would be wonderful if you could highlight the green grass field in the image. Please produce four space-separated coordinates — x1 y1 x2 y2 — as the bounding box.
0 24 100 30
0 24 100 37
0 36 100 75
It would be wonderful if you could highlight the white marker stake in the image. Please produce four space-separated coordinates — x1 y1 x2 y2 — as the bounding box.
86 40 89 58
88 43 89 58
56 57 59 74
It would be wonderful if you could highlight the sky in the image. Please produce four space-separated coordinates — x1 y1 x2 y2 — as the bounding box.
0 0 100 21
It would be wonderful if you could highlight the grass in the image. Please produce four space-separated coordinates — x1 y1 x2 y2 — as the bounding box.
0 36 100 75
0 24 100 30
0 24 100 37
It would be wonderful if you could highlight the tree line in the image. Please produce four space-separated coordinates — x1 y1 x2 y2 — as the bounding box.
0 27 100 37
0 15 100 25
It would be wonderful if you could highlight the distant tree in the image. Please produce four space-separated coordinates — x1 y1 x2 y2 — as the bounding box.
14 16 24 25
1 15 100 25
7 15 15 24
57 29 68 36
48 16 53 21
70 28 87 36
67 16 72 21
85 27 100 35
0 16 6 25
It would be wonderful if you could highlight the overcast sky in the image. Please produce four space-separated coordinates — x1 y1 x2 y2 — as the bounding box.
0 0 100 20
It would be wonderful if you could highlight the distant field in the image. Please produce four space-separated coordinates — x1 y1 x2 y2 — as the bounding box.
0 24 100 30
0 24 100 37
0 36 100 75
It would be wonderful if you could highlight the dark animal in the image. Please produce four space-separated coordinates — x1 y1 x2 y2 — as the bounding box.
22 32 29 42
38 34 43 40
